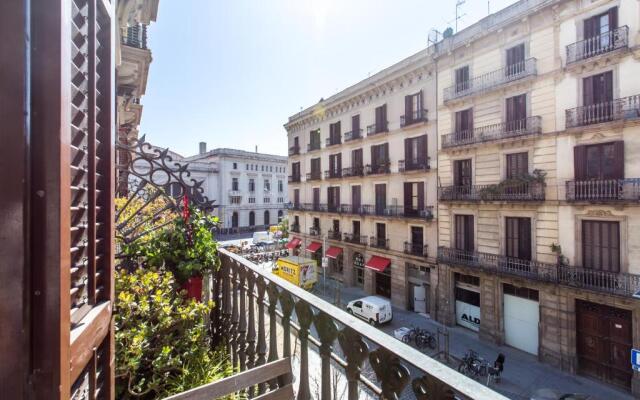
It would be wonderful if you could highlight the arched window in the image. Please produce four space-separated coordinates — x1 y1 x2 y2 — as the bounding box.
278 210 284 222
264 210 270 226
231 212 239 228
249 211 255 226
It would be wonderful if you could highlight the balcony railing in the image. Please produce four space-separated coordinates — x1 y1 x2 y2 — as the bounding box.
565 95 640 128
566 178 640 202
366 121 388 136
566 26 629 65
327 203 341 213
441 116 542 148
123 23 148 49
400 109 428 127
443 58 537 102
344 129 363 141
291 224 300 233
288 145 300 156
365 163 391 175
326 136 341 147
309 227 321 236
342 166 364 178
289 202 303 211
399 157 431 172
307 142 321 152
324 169 342 179
404 242 429 258
439 181 545 202
343 233 368 245
288 174 301 183
437 247 640 297
304 202 327 213
306 172 322 181
328 229 342 241
214 249 504 400
369 236 389 250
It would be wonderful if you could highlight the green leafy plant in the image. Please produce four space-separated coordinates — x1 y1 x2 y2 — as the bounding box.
478 169 547 200
278 217 289 238
115 268 233 399
550 242 569 266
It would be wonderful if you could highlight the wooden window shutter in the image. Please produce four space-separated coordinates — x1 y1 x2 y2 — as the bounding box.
337 152 342 171
352 115 360 133
383 143 389 163
609 7 618 30
405 95 412 119
403 182 412 209
584 15 596 39
583 76 594 106
604 71 613 102
467 108 474 130
506 96 515 122
418 135 428 161
465 216 475 251
613 141 625 179
417 182 425 209
404 138 411 161
455 110 463 132
574 145 587 180
453 160 460 186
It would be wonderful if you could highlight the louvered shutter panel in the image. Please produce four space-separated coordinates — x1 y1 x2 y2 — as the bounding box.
337 153 342 171
465 216 475 252
453 160 460 186
604 71 613 102
583 76 593 106
404 183 412 210
383 143 389 163
574 145 587 180
417 182 425 210
404 138 411 163
467 108 474 131
352 115 360 133
613 141 625 179
609 7 618 30
418 135 428 162
405 95 412 121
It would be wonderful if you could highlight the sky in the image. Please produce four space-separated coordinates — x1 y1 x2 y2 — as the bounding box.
139 0 517 157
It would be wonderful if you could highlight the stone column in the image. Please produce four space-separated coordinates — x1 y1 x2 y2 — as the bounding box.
436 264 455 326
390 260 407 310
479 274 500 344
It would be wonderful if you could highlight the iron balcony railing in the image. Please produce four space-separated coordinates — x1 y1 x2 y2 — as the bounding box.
294 203 434 220
327 203 341 213
307 142 321 152
288 202 303 211
326 136 341 147
400 109 428 127
365 163 391 175
443 58 537 102
399 157 431 172
566 26 629 65
288 174 301 183
309 227 321 236
437 247 640 297
214 249 504 400
366 121 388 136
306 172 322 181
290 224 300 233
123 23 148 49
566 178 640 202
439 182 545 202
328 229 342 241
288 145 300 156
404 242 428 258
303 202 327 213
343 233 368 245
344 129 363 141
324 169 342 179
342 166 365 177
565 95 640 128
441 116 542 148
369 236 390 250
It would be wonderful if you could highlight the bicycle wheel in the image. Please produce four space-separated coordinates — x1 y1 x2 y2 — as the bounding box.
402 334 411 344
427 336 436 349
457 363 467 374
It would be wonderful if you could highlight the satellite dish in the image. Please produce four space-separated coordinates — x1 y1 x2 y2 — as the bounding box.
428 29 440 45
443 27 454 38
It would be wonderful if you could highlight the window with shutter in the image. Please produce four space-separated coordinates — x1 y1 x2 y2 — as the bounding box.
506 94 527 131
375 184 386 215
454 159 472 187
506 152 529 179
351 185 361 210
506 43 525 76
455 66 470 93
505 217 532 261
455 215 474 252
582 220 620 272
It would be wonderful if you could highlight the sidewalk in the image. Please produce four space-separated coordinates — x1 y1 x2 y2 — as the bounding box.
317 282 633 400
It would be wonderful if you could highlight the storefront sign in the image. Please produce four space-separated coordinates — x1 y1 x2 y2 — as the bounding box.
455 300 480 332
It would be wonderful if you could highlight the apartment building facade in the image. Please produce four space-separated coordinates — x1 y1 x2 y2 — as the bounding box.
285 54 439 315
435 0 640 394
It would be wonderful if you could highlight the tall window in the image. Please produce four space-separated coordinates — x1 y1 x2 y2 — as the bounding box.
455 65 470 93
370 143 389 172
505 217 532 261
313 188 320 210
309 129 321 150
584 7 617 50
329 121 341 145
582 71 613 124
375 184 386 215
278 179 283 192
453 159 472 187
574 141 623 180
327 186 340 211
249 211 256 226
291 162 300 179
352 220 361 238
293 189 300 207
232 177 239 191
232 212 239 228
264 179 271 192
310 157 321 178
506 93 527 132
505 43 525 76
233 162 237 170
374 104 388 133
351 185 361 211
404 135 428 168
582 220 620 272
249 178 255 191
403 182 425 216
264 210 270 225
404 91 424 124
506 152 529 179
351 148 363 174
329 153 342 177
351 115 360 136
454 108 473 140
278 210 283 222
411 226 424 247
455 215 474 252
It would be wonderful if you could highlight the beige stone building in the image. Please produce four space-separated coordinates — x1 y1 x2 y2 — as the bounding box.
284 52 439 315
435 0 640 394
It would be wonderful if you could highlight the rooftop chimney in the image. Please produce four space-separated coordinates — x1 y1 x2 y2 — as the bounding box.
199 142 207 154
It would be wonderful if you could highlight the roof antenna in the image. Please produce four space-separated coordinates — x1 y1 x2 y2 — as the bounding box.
455 0 466 32
255 145 258 153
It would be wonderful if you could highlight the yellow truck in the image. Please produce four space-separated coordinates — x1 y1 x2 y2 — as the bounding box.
273 256 318 289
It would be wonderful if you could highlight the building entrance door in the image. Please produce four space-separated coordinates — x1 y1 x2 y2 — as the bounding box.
413 284 427 313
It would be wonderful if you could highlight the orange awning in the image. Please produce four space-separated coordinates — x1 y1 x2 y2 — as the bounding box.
365 255 391 272
305 241 322 253
325 246 343 259
286 237 301 249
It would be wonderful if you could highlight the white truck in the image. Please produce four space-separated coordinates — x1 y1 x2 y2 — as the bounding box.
346 296 393 326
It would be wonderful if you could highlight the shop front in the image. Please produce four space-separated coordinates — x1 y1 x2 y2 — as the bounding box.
454 273 481 332
365 255 391 299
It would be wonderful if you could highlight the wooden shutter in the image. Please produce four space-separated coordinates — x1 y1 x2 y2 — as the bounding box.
352 185 361 208
405 95 412 120
467 108 474 131
417 182 425 210
337 153 342 172
519 218 532 261
382 143 389 163
574 145 587 180
584 15 596 39
404 138 411 162
404 182 412 210
453 160 460 186
604 71 613 102
352 115 360 133
335 187 340 206
583 221 620 272
371 145 378 166
465 216 475 252
506 96 516 122
613 141 625 179
583 76 594 106
418 135 428 162
609 7 618 30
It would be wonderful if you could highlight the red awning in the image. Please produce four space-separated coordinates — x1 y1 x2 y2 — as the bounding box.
305 241 322 253
325 246 343 259
365 255 391 272
286 237 301 249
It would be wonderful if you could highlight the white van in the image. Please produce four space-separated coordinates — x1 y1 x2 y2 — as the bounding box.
346 296 393 326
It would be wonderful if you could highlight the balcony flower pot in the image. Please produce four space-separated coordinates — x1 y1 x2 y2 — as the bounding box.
180 275 203 302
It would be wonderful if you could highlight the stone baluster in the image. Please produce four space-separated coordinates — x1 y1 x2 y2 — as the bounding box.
314 312 339 400
221 260 232 356
245 271 257 370
295 300 313 400
266 282 280 389
369 348 411 400
210 264 223 348
279 291 295 386
255 277 268 395
237 266 247 372
412 375 455 400
338 327 369 400
230 262 240 368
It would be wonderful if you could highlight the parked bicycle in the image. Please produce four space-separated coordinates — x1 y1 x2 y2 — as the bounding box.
401 326 436 349
458 350 505 386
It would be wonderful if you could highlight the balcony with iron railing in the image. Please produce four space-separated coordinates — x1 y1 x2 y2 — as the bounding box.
439 181 545 202
441 116 542 149
343 232 368 245
566 26 629 65
210 249 503 400
123 23 148 49
443 58 537 102
565 95 640 129
307 142 321 152
288 202 303 211
400 109 428 128
327 203 341 213
399 157 431 172
288 174 301 183
438 247 640 297
366 121 388 136
326 136 341 147
304 202 327 213
344 129 363 142
324 169 342 179
309 226 321 236
328 229 342 241
404 242 429 258
306 171 322 181
365 162 391 175
290 223 300 233
342 166 365 178
566 178 640 202
369 236 390 250
288 145 300 156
